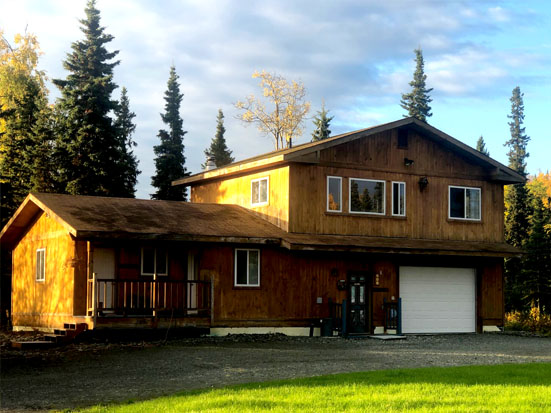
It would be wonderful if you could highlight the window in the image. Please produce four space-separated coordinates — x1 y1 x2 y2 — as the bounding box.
392 181 406 216
36 248 45 282
449 186 481 220
349 178 385 215
235 249 260 287
141 247 168 276
251 177 269 206
327 176 342 212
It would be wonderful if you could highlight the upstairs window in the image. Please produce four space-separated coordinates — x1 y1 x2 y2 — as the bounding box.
327 176 342 212
392 182 406 216
449 186 481 220
141 247 168 276
36 248 45 282
251 177 269 206
235 249 260 287
349 178 385 215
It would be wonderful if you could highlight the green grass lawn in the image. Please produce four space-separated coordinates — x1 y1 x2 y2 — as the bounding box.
77 363 551 413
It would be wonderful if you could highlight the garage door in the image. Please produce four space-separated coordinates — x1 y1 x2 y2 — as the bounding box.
399 266 476 333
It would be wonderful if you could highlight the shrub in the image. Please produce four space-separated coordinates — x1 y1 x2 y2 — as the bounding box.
505 306 551 335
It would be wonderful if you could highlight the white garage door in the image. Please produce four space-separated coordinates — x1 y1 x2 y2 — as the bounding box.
399 266 476 333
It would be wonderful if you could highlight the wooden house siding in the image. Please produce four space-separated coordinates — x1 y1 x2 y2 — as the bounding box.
197 245 502 330
12 212 76 328
190 166 290 231
288 130 504 242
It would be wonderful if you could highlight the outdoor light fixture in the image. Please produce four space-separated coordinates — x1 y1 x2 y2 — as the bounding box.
419 176 429 191
404 158 414 167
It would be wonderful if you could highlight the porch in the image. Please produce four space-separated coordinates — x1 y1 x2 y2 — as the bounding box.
86 275 212 329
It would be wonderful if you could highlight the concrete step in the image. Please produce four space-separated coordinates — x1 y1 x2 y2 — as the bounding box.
43 334 67 344
11 340 57 350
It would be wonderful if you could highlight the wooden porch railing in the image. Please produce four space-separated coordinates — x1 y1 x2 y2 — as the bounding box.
86 274 211 320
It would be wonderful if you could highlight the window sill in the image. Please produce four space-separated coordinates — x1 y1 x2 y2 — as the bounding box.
233 285 261 290
447 218 483 224
325 212 407 220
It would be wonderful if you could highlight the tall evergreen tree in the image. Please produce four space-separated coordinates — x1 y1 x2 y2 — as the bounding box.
113 87 140 197
151 66 188 200
53 0 134 197
203 109 234 168
0 30 52 227
400 48 433 122
504 86 532 312
522 197 551 312
476 136 490 156
311 102 333 142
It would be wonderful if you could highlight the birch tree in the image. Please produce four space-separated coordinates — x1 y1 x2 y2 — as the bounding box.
235 71 310 149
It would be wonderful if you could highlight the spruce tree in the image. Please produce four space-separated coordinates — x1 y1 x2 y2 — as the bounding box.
113 87 140 197
476 136 490 156
504 86 532 312
53 0 133 197
151 66 188 200
400 48 433 122
311 103 333 142
0 77 48 227
203 109 234 168
522 197 551 312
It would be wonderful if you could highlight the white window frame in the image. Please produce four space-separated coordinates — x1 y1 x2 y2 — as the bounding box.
348 178 386 215
448 185 482 221
140 247 168 276
36 248 45 282
234 248 260 287
326 176 342 213
251 176 269 207
391 181 406 217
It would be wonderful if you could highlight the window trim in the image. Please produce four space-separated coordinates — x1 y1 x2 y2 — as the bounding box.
448 185 482 221
391 181 406 217
251 176 269 207
326 176 342 213
348 178 386 215
36 248 45 282
234 248 261 287
140 247 168 276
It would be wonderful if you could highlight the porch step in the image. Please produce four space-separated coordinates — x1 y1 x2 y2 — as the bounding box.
369 335 407 340
11 340 57 350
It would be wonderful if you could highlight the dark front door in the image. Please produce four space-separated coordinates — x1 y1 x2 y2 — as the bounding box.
348 272 370 334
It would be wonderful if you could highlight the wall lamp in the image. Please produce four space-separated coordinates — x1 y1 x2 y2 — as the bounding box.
419 177 429 191
404 158 415 167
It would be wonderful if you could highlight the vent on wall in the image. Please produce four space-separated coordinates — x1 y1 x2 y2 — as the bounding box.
397 129 409 149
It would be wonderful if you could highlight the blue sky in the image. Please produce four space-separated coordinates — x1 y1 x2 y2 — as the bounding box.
2 0 549 198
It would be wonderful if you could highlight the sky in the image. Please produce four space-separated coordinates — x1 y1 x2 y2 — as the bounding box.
2 0 550 199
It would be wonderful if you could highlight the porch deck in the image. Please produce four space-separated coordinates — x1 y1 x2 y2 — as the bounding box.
87 276 212 329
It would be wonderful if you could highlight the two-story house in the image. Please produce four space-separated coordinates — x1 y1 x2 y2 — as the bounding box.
0 118 523 335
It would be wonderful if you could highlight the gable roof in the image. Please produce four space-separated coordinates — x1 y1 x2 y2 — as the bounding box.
173 117 525 186
1 193 521 258
0 193 284 249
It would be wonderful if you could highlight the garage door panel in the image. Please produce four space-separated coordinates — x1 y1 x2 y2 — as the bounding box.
399 266 475 334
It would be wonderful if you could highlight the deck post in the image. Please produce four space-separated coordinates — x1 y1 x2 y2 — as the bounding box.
210 274 214 325
342 299 347 337
152 273 157 318
92 272 97 328
397 297 402 335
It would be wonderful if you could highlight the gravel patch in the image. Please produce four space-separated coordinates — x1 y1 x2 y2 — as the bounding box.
1 332 550 412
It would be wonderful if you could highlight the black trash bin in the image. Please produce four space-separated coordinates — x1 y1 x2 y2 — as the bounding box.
320 318 334 337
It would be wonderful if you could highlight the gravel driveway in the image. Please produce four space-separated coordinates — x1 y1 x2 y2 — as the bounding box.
1 333 550 412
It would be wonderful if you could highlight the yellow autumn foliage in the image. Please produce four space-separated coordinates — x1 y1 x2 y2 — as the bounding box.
235 70 310 150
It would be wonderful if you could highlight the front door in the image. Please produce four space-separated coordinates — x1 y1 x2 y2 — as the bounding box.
348 272 370 334
93 248 115 311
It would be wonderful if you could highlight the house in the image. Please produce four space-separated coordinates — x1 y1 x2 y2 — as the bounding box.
0 118 523 335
